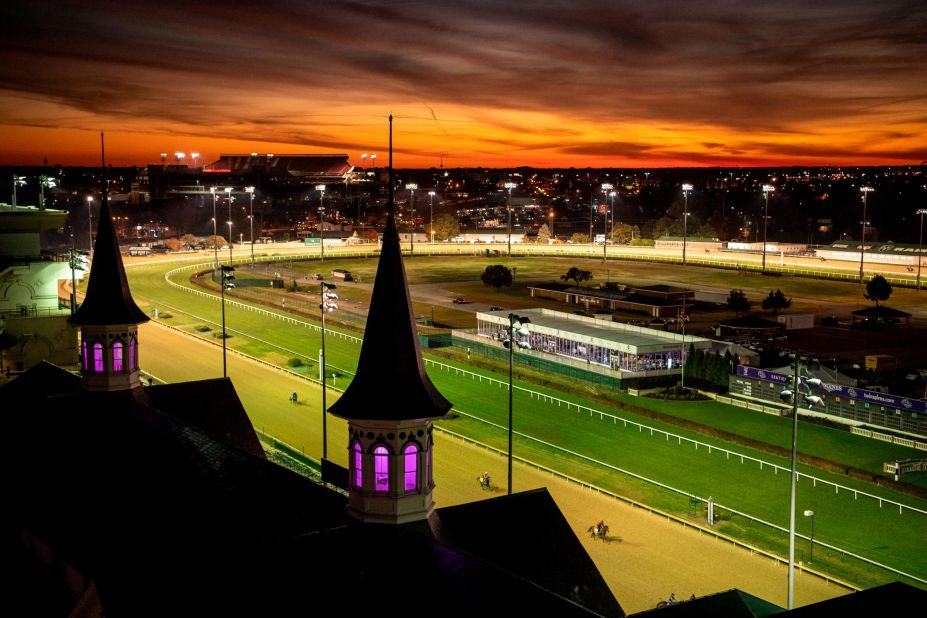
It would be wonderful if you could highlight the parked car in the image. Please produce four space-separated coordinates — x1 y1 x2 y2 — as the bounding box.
489 305 504 311
452 298 466 304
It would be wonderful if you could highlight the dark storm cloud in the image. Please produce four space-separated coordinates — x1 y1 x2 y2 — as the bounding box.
1 0 925 162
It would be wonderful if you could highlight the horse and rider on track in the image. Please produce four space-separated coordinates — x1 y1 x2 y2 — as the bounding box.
477 471 492 490
588 520 609 541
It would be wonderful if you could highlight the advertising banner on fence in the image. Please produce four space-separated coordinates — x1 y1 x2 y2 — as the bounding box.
736 366 926 414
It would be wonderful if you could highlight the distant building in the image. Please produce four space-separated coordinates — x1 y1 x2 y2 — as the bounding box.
0 203 79 372
816 240 927 268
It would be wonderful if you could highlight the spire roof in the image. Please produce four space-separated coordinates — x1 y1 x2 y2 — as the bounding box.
69 200 149 327
329 198 451 422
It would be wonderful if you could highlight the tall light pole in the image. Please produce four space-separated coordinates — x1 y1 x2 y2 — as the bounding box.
505 182 516 256
86 196 94 258
246 187 255 265
39 175 56 210
917 208 927 291
316 185 326 261
191 152 200 167
804 510 815 563
780 357 822 609
11 175 26 209
428 191 436 244
210 187 218 272
406 183 417 254
224 187 234 265
681 184 693 265
549 209 554 243
220 265 235 378
320 281 338 460
601 183 614 262
174 151 185 166
762 184 774 273
506 313 530 495
859 186 874 283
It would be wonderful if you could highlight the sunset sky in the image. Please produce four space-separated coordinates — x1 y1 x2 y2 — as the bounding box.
1 1 925 168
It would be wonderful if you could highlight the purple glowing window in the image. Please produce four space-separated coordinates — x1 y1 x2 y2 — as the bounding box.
353 442 363 488
403 444 418 491
81 341 88 370
93 343 104 373
113 341 125 372
129 337 137 371
374 446 389 492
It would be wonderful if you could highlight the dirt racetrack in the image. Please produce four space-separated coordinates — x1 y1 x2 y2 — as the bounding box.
140 322 848 614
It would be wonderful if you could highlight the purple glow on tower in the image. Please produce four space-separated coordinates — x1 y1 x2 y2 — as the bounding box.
81 341 88 370
113 341 124 372
374 446 389 492
404 444 418 491
129 337 137 371
93 343 104 373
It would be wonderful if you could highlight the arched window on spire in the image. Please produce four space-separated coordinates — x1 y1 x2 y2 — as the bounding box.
374 445 389 492
81 340 89 371
403 443 419 492
92 342 104 373
128 336 137 371
353 442 363 488
112 341 125 373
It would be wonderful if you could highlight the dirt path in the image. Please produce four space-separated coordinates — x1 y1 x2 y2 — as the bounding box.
139 322 848 614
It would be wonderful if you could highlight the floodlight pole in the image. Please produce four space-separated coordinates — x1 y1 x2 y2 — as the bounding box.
220 265 234 378
762 185 774 273
320 282 329 460
859 186 873 283
407 183 418 255
508 313 515 495
787 354 800 609
916 208 926 291
682 184 692 265
505 182 516 256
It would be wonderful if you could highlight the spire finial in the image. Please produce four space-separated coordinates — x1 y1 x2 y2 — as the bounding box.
388 114 394 216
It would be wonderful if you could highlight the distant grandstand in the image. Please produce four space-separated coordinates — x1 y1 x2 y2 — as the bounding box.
203 153 353 183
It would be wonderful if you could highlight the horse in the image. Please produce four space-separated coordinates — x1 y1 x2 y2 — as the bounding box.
477 474 492 490
587 523 609 541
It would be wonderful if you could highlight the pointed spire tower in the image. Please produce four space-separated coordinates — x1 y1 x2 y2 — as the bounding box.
69 186 149 392
330 116 452 524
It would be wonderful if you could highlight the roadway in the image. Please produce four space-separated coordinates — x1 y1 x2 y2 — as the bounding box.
138 320 848 613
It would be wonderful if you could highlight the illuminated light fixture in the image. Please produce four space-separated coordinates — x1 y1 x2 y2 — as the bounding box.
859 186 874 283
681 184 693 265
761 184 775 273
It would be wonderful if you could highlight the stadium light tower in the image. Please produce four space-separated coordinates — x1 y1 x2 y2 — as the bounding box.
601 184 614 262
316 185 326 261
762 185 775 273
224 187 234 265
174 151 185 166
859 186 874 283
779 356 823 609
505 182 517 255
681 184 693 265
917 208 927 291
506 313 531 495
429 191 436 244
86 196 94 257
406 183 418 254
246 187 255 264
210 187 218 271
191 152 200 167
320 280 339 459
12 175 26 209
